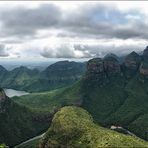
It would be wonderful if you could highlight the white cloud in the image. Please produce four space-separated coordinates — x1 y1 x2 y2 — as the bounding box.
0 1 147 58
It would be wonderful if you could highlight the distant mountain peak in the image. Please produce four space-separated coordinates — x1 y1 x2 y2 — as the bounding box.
143 46 148 56
129 51 139 56
104 53 119 60
0 65 7 72
124 51 140 67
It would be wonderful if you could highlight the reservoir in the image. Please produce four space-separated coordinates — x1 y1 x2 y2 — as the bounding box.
4 88 29 97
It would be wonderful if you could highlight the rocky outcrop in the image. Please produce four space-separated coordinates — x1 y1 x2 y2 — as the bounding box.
0 88 7 113
84 46 148 83
87 58 104 74
85 56 120 85
86 58 106 83
143 46 148 57
104 56 120 76
123 51 141 78
124 51 141 70
139 63 148 76
139 46 148 77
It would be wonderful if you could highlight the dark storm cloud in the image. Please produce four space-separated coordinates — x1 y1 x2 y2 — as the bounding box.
0 3 148 41
0 44 9 57
58 4 148 40
0 4 61 37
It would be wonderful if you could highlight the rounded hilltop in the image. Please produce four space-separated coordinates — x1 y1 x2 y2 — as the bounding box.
39 106 148 148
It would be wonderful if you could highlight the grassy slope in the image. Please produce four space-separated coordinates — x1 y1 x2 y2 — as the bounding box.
13 76 148 141
0 97 50 147
0 144 7 148
82 76 127 123
39 106 148 148
83 75 148 141
13 81 82 113
107 75 148 140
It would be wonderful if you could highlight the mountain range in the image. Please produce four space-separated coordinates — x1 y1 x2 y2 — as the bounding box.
1 46 148 147
0 61 86 92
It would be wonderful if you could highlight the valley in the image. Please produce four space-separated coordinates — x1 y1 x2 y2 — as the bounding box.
0 61 86 93
1 1 148 148
1 46 148 147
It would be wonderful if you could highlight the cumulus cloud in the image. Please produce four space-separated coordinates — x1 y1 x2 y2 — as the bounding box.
73 43 148 57
0 2 147 59
41 44 90 58
40 41 147 58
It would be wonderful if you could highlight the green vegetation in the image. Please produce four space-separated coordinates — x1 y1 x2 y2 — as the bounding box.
13 81 82 113
13 74 148 141
39 106 148 148
6 51 148 146
82 74 148 141
82 75 127 123
0 92 50 147
0 61 86 92
0 144 7 148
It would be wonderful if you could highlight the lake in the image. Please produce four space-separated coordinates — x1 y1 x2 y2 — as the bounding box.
4 88 29 97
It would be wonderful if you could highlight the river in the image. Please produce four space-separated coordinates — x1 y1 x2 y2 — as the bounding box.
14 133 45 148
4 88 29 97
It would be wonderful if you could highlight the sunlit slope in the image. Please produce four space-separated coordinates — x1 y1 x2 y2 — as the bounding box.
13 81 83 113
39 106 148 148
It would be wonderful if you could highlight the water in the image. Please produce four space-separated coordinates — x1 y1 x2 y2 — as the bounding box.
4 88 29 97
14 133 45 148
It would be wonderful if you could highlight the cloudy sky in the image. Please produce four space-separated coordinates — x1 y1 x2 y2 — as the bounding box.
0 1 148 59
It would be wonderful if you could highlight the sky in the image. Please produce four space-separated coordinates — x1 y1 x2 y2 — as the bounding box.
0 1 148 59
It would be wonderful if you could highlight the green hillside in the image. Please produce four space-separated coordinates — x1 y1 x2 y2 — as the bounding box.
13 81 82 113
0 144 7 148
13 74 148 141
39 106 148 148
0 61 86 92
13 50 148 143
0 89 50 147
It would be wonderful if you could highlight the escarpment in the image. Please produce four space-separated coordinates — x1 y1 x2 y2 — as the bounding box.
84 46 148 85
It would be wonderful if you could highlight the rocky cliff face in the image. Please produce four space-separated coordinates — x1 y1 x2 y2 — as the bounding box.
139 62 148 79
124 51 141 70
123 51 141 78
86 58 106 84
84 46 148 83
0 88 7 113
139 46 148 77
104 56 120 76
87 58 104 73
143 46 148 57
139 63 148 76
85 56 120 85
